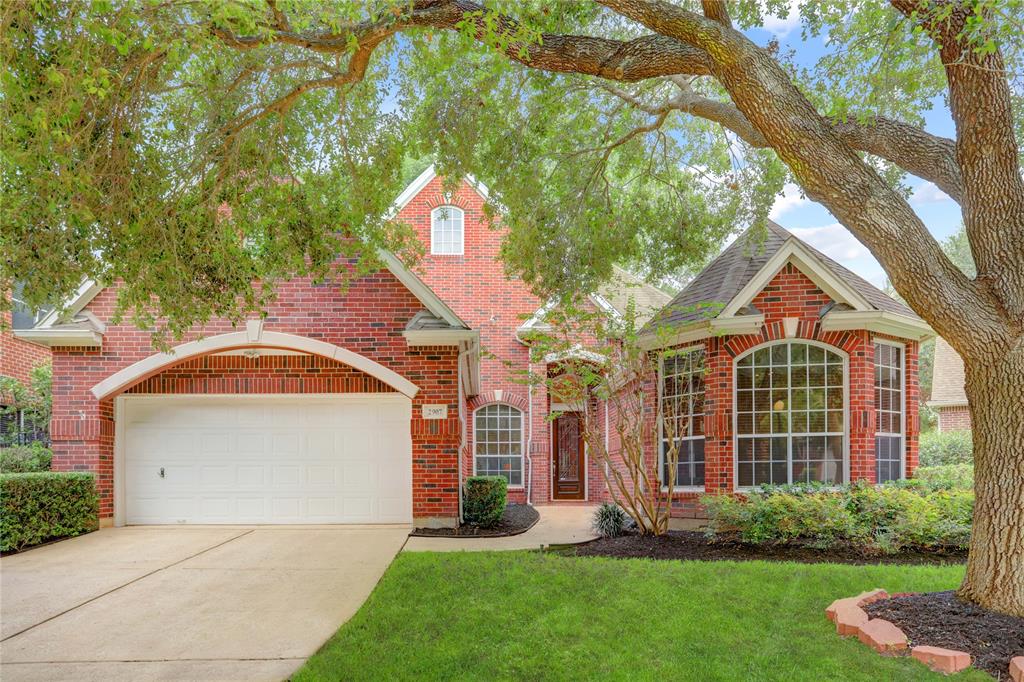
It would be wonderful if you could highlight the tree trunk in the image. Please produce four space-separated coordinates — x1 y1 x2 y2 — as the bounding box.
957 344 1024 616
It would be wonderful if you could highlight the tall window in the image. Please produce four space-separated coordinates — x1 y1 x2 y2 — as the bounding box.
431 206 464 255
474 404 523 486
735 341 846 487
874 341 905 482
660 348 705 488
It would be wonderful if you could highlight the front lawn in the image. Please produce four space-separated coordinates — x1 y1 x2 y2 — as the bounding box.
295 552 986 681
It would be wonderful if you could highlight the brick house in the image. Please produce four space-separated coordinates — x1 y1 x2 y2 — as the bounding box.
928 336 971 432
19 167 666 527
638 222 932 517
19 171 929 528
1 287 52 444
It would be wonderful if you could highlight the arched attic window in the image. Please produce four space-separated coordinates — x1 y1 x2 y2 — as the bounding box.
431 206 464 255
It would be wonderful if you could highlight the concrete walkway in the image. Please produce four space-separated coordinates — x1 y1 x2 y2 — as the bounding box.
404 504 599 552
0 525 408 681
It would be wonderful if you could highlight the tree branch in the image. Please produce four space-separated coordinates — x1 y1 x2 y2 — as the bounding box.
598 0 1008 353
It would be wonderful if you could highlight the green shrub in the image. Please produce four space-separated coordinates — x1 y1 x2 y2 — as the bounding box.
592 503 629 538
1 472 99 552
911 464 974 490
919 430 973 466
702 482 972 554
463 476 508 527
0 443 52 473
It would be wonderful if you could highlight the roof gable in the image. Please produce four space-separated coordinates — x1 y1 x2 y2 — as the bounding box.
648 221 919 331
388 164 490 219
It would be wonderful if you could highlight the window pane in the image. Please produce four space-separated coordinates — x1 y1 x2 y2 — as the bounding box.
874 342 904 481
474 404 523 485
735 342 847 487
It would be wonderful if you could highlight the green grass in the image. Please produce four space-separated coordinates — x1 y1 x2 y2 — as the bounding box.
295 552 985 681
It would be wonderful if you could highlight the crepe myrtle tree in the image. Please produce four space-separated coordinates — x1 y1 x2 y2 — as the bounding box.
522 304 686 536
2 1 1021 613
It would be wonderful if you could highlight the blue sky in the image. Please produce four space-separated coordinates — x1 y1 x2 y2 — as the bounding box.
745 5 961 287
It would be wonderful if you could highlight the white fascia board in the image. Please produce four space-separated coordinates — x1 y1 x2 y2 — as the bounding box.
386 164 492 220
36 279 103 328
13 328 103 347
820 310 933 341
638 322 712 350
376 249 467 329
721 239 873 317
589 293 621 319
710 314 765 334
403 329 479 346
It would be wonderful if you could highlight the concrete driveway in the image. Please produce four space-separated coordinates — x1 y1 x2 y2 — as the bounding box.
0 526 409 681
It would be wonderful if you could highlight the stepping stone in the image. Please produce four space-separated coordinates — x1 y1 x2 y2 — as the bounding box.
857 618 908 655
911 646 972 674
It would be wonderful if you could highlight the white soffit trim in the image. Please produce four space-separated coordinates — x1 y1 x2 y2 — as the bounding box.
821 310 934 341
90 330 420 399
720 238 873 318
13 328 103 347
403 329 479 346
927 399 969 408
637 314 765 351
386 163 491 219
36 279 104 329
376 250 467 329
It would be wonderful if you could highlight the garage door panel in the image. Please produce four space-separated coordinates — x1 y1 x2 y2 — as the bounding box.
123 395 412 524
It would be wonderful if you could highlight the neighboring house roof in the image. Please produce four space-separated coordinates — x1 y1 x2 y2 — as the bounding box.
641 221 931 347
929 336 968 407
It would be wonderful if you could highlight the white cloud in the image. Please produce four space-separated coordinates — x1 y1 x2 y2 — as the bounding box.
910 181 952 205
762 0 802 37
769 182 811 219
789 223 870 262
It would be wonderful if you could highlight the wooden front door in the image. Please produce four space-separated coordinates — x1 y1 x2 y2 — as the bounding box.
553 412 585 500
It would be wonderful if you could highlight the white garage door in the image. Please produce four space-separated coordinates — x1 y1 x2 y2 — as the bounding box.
120 394 412 525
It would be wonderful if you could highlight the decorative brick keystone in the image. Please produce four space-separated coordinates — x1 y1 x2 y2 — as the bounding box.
1009 656 1024 682
857 619 908 655
855 589 890 607
834 604 869 636
911 646 971 674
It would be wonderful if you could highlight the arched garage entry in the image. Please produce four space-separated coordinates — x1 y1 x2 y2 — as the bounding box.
99 330 418 527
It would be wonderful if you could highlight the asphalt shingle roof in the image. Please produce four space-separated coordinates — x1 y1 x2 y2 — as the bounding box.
646 221 918 332
930 336 968 405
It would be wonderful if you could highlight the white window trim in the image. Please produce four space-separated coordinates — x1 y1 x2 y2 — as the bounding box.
873 338 907 481
658 345 706 492
430 205 464 256
472 403 525 489
732 339 851 491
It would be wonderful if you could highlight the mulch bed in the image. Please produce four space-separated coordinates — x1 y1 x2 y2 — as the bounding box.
572 530 968 566
410 504 540 537
865 591 1024 679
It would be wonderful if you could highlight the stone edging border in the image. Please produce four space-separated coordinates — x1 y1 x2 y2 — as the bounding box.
826 589 1024 679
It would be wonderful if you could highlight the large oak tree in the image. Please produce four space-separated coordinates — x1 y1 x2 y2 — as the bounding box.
2 1 1022 614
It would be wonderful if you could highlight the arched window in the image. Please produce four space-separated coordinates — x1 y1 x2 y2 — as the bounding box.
474 404 523 486
735 341 847 487
431 206 464 255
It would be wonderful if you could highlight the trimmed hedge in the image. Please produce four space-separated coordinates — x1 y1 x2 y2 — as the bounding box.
702 482 972 554
463 476 507 528
1 472 99 552
0 443 53 473
919 429 973 467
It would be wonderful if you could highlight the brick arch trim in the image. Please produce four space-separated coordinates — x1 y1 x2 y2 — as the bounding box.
90 329 420 400
468 389 529 413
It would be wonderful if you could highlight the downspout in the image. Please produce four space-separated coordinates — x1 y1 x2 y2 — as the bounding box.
526 379 534 505
457 342 473 524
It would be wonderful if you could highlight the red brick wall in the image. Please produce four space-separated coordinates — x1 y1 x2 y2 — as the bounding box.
0 309 51 388
50 270 460 522
642 265 924 517
937 405 972 432
398 176 545 502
